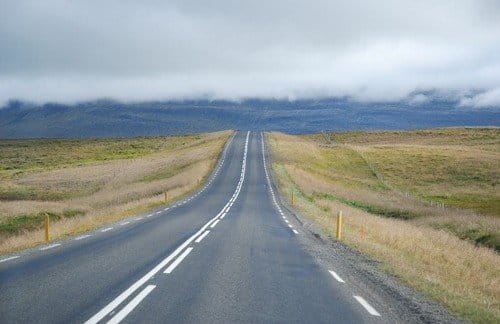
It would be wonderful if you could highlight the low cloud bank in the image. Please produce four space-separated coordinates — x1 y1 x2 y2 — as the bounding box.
460 88 500 108
1 0 499 107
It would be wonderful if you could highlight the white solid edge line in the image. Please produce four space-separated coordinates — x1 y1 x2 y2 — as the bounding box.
107 285 156 324
210 219 220 228
101 227 113 232
85 132 248 324
164 247 194 274
121 221 130 225
39 243 61 251
353 296 381 317
195 230 210 243
0 255 20 263
328 270 345 283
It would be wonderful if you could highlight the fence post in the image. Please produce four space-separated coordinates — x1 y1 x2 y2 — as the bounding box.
44 213 50 242
291 191 295 205
164 192 168 203
359 227 365 239
336 211 343 240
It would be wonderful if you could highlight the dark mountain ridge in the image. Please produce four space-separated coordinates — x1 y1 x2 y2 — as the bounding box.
1 98 498 138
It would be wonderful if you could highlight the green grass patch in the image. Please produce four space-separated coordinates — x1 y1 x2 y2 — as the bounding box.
140 162 192 182
312 191 421 219
425 193 500 216
0 184 101 201
431 222 500 252
0 209 85 234
363 145 499 216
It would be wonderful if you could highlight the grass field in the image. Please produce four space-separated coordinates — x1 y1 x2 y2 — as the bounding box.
0 131 232 253
268 127 499 323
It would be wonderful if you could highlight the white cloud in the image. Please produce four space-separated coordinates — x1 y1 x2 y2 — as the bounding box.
460 88 500 107
0 0 499 106
408 94 429 106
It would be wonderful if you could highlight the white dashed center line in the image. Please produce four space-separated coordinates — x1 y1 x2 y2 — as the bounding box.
354 296 381 317
328 270 345 283
164 247 193 274
0 256 20 263
74 234 92 241
39 243 61 251
84 132 247 324
107 285 156 324
210 219 220 228
195 230 210 243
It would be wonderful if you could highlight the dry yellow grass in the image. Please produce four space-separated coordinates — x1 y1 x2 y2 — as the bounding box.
268 130 500 323
0 131 232 253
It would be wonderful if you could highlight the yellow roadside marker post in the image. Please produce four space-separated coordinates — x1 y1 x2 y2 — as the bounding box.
336 211 343 240
44 213 50 242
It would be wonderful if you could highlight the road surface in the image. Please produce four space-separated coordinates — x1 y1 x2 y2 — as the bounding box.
1 131 414 323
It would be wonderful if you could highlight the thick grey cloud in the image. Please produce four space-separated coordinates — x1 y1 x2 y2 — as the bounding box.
1 0 500 106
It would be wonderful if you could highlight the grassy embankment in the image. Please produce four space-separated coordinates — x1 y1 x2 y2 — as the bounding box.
268 127 499 323
0 131 232 253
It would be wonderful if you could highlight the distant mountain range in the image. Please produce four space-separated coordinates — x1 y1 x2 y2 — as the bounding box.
1 97 499 138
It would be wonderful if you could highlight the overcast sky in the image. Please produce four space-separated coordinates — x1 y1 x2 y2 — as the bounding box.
1 0 500 106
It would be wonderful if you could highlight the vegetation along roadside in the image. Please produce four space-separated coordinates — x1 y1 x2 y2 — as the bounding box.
0 131 233 254
268 127 499 323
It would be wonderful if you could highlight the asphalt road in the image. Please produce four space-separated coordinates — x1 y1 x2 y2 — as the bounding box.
1 131 399 323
